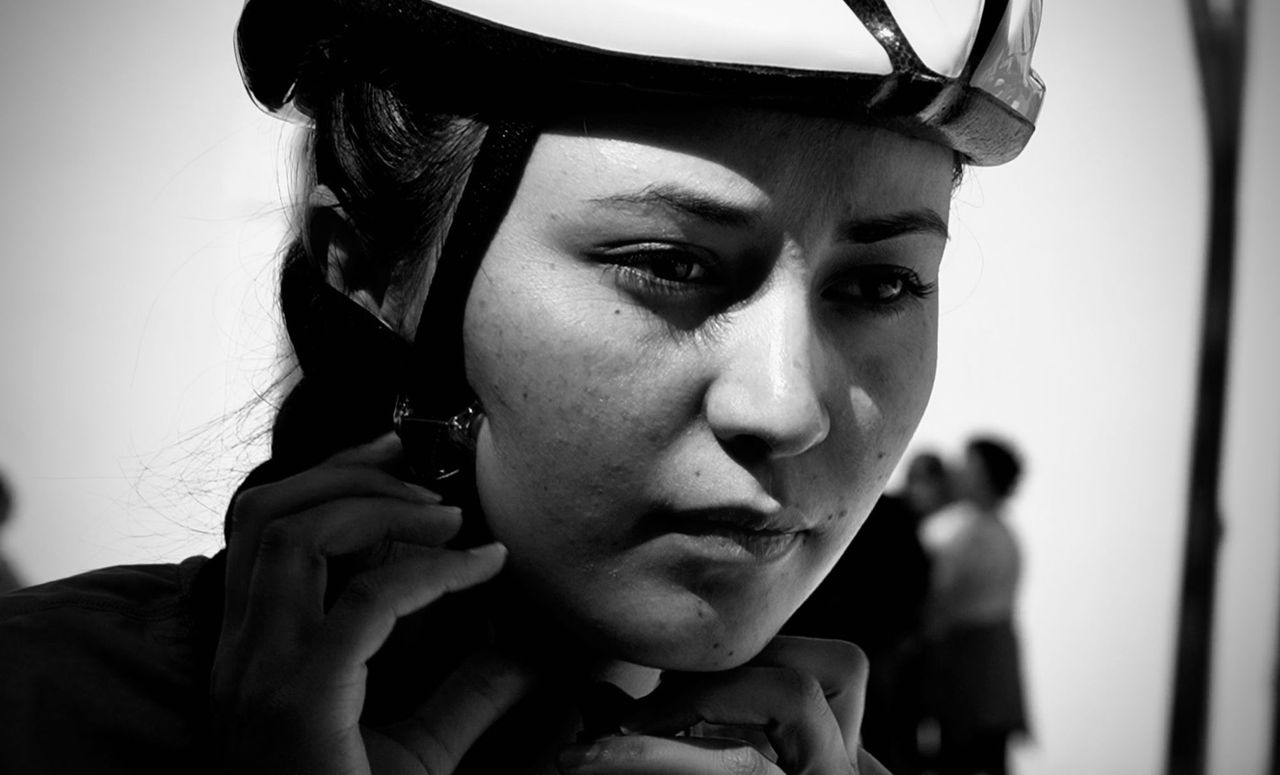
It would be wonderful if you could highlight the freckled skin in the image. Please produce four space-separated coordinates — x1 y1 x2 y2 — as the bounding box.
463 107 952 671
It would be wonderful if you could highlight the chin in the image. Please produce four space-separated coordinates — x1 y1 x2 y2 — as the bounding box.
589 595 789 673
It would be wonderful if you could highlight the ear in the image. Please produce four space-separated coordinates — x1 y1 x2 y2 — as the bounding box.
306 185 386 320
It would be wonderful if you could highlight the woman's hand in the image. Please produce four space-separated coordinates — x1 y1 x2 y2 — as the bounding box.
211 434 534 774
558 636 890 775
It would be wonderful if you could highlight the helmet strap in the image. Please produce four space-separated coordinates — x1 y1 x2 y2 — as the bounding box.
397 118 540 480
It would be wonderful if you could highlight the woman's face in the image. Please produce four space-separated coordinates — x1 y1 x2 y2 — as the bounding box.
463 106 953 670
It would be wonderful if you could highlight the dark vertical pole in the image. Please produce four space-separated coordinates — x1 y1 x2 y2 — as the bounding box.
1165 2 1248 775
1272 588 1280 775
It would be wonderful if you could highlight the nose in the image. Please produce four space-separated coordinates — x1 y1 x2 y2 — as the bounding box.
704 282 830 460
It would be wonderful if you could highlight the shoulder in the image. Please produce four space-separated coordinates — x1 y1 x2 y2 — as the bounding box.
0 554 207 619
0 555 218 772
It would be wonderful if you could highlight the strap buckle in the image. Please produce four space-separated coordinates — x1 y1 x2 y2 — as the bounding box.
392 395 484 481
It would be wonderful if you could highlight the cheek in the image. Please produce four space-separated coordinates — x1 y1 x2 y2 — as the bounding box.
861 312 938 484
462 267 684 542
872 310 939 445
803 313 939 595
800 310 938 520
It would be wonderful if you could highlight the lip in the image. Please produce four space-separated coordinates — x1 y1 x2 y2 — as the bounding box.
650 507 809 563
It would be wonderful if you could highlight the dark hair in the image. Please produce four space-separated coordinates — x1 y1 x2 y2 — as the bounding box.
967 436 1023 499
302 80 485 318
222 76 488 537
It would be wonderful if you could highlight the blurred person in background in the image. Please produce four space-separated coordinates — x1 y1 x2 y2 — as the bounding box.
786 449 956 773
903 452 957 521
918 436 1029 775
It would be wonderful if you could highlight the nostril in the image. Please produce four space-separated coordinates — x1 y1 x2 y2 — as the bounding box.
720 434 773 466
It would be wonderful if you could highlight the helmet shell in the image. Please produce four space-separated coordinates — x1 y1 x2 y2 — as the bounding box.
237 0 1044 164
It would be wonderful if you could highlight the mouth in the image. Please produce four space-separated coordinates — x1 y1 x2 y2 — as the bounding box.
651 508 808 563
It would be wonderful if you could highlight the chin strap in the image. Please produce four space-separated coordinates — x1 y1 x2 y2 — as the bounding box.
396 118 541 481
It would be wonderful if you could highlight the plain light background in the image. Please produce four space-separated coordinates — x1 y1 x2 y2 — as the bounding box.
1 2 1276 774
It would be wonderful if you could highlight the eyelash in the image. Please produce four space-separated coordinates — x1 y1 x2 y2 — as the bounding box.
823 265 937 315
599 244 719 297
598 246 935 316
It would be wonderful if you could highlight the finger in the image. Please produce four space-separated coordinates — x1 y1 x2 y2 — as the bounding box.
384 648 537 774
241 500 466 641
619 666 851 774
225 464 443 626
750 636 869 751
323 431 405 466
857 746 892 775
228 433 434 557
230 462 439 540
558 734 784 775
321 542 508 664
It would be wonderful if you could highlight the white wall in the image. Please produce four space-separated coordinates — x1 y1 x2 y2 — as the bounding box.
1 2 1275 774
0 1 285 570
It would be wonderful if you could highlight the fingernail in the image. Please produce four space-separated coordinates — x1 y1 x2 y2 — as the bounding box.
467 541 507 559
404 483 442 503
558 744 599 769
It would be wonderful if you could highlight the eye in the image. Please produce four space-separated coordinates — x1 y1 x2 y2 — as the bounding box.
638 251 708 283
824 265 936 312
597 243 720 295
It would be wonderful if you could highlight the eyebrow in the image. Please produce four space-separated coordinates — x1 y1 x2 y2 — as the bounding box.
838 209 950 244
587 185 761 229
588 186 949 243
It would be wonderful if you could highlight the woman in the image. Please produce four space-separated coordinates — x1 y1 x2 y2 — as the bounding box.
919 437 1030 775
0 1 1044 772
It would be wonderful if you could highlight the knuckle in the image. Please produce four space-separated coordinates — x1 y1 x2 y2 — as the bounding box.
400 715 457 772
778 666 828 708
825 639 869 683
832 639 868 671
719 744 770 775
229 487 270 531
257 519 306 553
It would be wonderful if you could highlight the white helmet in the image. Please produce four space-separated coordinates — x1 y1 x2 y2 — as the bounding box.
238 0 1044 165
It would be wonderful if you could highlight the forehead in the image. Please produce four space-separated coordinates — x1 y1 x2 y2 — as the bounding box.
531 106 954 222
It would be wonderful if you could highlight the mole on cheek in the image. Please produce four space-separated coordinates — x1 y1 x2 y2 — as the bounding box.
823 507 849 524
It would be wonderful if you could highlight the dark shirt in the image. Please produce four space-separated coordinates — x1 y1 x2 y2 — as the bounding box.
783 494 931 655
0 555 223 773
